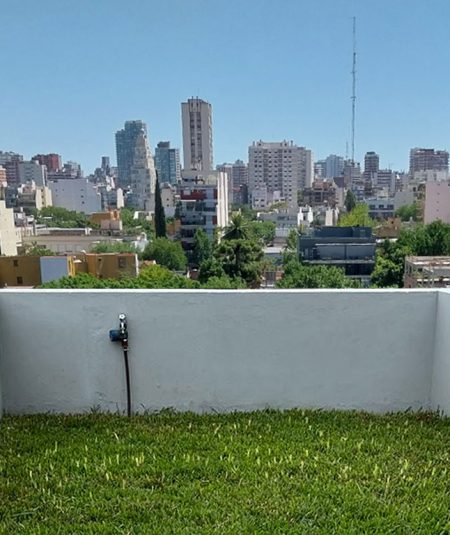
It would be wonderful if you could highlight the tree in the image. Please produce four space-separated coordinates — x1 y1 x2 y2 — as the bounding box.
37 206 93 229
90 242 138 254
248 220 276 245
21 242 54 256
154 177 167 238
277 260 360 288
213 239 264 287
200 275 247 289
338 204 375 228
198 257 226 283
121 208 153 238
283 229 299 265
223 214 250 240
142 238 187 271
395 202 421 222
192 229 212 267
345 190 357 213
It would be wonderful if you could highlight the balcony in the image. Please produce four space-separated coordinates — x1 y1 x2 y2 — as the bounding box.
0 288 449 417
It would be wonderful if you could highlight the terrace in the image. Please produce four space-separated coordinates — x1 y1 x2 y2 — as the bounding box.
1 289 450 532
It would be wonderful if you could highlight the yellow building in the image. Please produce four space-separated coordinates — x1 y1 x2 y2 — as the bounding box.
83 253 138 279
0 255 75 287
89 210 122 231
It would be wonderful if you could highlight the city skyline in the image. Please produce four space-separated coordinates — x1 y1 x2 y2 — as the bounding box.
2 0 450 172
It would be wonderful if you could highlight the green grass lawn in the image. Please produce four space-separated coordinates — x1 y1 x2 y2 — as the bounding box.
1 410 450 534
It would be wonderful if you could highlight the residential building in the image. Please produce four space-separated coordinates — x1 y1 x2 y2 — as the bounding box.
257 207 302 239
365 196 395 219
160 182 178 218
325 154 344 179
16 182 52 211
0 255 75 287
18 160 47 186
0 166 6 183
299 226 376 282
373 169 396 194
48 177 102 214
21 230 129 254
0 152 23 187
89 210 123 232
363 151 380 182
0 199 18 255
217 160 249 206
154 141 181 185
409 148 449 176
303 180 336 207
181 97 213 172
179 170 228 252
412 169 449 183
79 253 138 279
32 153 61 172
404 256 450 288
125 130 156 211
424 181 450 224
249 140 306 207
115 120 149 189
314 160 326 179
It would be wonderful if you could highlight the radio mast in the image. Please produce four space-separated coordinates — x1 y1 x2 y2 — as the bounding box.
351 16 357 164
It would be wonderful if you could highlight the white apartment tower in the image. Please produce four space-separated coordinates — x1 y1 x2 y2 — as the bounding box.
181 98 213 172
248 141 313 206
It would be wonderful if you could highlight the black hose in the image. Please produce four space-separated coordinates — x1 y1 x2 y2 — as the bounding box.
123 349 131 417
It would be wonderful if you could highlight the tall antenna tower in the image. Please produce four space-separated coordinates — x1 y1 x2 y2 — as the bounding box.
351 16 357 164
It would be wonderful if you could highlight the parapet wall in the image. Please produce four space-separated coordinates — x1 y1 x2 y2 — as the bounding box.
0 289 445 416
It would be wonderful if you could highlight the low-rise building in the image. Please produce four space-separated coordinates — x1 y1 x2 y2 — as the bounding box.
365 196 395 219
89 210 123 231
76 253 138 279
0 255 75 287
299 226 376 282
48 178 102 214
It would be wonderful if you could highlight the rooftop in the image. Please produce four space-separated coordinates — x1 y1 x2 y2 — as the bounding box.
2 410 449 532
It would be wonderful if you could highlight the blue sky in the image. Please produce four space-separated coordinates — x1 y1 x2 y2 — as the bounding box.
1 0 450 173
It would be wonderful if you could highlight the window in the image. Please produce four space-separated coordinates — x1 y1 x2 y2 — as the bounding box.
118 257 126 269
17 276 23 285
13 259 18 267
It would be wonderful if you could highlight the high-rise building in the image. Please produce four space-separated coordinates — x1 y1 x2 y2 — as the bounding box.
115 120 149 189
154 141 181 185
126 131 156 211
409 148 449 176
181 98 213 171
363 151 380 182
325 154 344 179
32 153 61 173
248 141 313 206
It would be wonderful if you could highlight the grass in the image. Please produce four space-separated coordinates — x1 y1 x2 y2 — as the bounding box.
1 410 450 534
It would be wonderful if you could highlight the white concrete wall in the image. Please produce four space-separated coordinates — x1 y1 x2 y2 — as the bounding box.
0 289 441 416
431 290 450 414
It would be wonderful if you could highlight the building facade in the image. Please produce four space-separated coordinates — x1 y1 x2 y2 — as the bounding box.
409 148 449 176
18 161 47 187
32 153 61 173
154 141 181 185
179 170 228 253
48 178 102 214
115 120 149 188
363 151 380 182
424 181 450 224
181 98 213 171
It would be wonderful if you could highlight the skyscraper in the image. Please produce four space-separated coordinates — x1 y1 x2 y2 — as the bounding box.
115 120 156 210
325 154 344 179
154 141 181 184
116 120 148 189
181 98 213 171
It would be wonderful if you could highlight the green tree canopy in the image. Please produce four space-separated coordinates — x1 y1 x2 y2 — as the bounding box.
37 206 93 228
247 220 276 245
395 202 421 222
223 214 251 240
277 260 360 289
345 190 357 213
213 238 264 287
142 238 187 271
192 229 212 267
338 204 375 228
90 242 138 254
